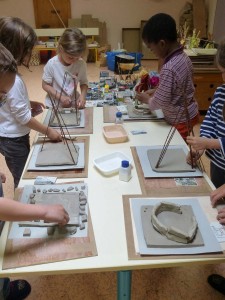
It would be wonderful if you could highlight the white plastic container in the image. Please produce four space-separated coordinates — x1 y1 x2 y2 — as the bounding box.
119 160 131 182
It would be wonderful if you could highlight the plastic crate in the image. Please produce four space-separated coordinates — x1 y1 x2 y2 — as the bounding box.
106 51 143 71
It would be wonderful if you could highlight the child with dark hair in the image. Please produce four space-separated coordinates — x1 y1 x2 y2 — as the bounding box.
42 27 88 109
0 17 62 188
136 13 199 139
0 42 69 300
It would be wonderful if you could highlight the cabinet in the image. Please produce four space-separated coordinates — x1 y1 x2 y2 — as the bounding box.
193 70 223 113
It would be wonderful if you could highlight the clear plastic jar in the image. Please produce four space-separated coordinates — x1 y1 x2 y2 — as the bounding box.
115 111 123 124
119 160 131 182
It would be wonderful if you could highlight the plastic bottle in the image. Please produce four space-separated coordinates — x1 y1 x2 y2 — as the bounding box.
115 111 123 124
119 160 131 182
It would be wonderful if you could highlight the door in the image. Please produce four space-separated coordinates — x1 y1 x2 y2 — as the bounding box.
33 0 71 28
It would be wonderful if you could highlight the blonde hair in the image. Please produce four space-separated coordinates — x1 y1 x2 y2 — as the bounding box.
58 28 87 56
0 43 17 74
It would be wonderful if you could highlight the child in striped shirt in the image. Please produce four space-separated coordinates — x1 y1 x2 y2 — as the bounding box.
187 38 225 189
136 13 199 139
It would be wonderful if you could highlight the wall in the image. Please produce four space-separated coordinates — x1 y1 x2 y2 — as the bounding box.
0 0 214 49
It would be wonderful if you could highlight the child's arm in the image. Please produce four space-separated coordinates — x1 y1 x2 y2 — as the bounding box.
78 84 88 108
211 183 225 207
217 208 225 224
186 136 221 151
25 117 62 141
42 80 72 108
0 197 69 225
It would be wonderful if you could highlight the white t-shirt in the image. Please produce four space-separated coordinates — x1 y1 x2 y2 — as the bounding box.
42 55 88 108
0 74 31 137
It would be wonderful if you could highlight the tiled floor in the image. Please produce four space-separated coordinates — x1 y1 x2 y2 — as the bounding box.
1 62 224 300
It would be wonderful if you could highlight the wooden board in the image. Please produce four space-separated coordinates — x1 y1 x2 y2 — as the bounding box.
3 185 97 269
131 147 212 196
41 107 94 135
22 136 89 179
33 0 71 28
123 195 225 260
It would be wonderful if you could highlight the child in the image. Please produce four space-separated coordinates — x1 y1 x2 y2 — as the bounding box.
0 43 69 300
0 17 62 188
186 38 225 296
42 27 88 109
186 38 225 189
136 13 199 139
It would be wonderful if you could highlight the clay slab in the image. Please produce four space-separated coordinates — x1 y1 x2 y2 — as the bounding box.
26 142 85 171
141 205 204 248
136 145 203 178
147 148 196 173
8 183 88 239
44 108 85 128
129 197 222 255
123 104 159 121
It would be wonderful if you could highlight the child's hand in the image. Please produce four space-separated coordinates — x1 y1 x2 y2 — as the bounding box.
211 183 225 208
47 128 62 142
186 136 209 151
77 96 86 109
217 207 225 224
0 172 6 183
135 92 151 104
60 96 72 108
30 101 45 117
42 204 70 225
186 149 204 166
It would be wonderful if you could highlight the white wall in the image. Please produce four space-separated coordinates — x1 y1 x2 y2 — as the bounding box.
0 0 215 48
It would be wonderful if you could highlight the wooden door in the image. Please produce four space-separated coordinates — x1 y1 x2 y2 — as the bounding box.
33 0 71 28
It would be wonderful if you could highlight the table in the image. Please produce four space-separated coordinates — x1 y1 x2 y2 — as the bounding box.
0 108 224 299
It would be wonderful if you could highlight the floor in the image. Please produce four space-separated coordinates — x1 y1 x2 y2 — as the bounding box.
1 61 225 299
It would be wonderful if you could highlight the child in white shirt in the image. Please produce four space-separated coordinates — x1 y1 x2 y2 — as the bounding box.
42 27 88 109
0 17 62 188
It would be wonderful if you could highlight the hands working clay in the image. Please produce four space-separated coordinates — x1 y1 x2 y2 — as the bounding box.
135 89 156 105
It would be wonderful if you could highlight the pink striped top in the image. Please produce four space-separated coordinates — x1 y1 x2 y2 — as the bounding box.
148 47 199 125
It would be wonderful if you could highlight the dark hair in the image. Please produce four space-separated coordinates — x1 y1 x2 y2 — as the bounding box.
58 28 87 56
216 38 225 69
0 43 17 74
0 17 37 66
142 13 177 44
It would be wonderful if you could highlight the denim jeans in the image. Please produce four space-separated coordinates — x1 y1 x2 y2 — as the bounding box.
0 278 9 300
210 161 225 188
0 134 30 188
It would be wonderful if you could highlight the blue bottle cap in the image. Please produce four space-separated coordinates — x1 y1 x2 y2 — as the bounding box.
121 160 129 168
116 111 122 118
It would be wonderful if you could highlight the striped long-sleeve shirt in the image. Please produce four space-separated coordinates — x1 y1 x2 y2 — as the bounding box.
200 84 225 170
149 47 199 125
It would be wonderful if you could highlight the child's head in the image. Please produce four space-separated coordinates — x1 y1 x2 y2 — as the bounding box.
142 13 178 58
0 16 37 67
58 28 87 65
0 43 17 107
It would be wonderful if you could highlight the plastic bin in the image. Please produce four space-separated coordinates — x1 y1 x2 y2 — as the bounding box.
106 51 143 72
128 52 143 70
106 51 124 71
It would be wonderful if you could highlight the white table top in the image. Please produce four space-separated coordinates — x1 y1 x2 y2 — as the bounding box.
0 107 224 277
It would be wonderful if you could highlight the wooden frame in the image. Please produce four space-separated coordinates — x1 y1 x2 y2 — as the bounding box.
122 28 140 53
